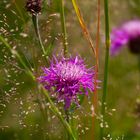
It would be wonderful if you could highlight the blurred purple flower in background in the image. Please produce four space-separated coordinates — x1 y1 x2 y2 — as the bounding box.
110 20 140 55
25 0 42 15
38 56 95 109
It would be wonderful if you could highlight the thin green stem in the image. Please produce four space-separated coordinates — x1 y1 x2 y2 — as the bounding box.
32 15 46 57
65 110 71 140
60 0 68 56
40 85 76 140
100 0 110 139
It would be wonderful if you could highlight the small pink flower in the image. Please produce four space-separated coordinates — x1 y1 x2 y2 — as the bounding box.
110 20 140 55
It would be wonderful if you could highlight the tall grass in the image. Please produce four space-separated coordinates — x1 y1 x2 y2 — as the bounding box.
100 0 110 139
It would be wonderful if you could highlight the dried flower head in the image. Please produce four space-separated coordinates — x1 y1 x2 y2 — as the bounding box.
25 0 42 15
110 20 140 55
38 56 95 109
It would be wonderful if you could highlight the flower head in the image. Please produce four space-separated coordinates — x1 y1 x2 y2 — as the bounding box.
38 56 95 109
110 20 140 55
25 0 42 15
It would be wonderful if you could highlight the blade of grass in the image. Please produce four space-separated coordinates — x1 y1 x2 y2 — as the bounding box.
100 0 110 139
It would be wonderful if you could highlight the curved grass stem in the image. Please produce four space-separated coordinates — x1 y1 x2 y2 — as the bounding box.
32 15 46 58
100 0 110 139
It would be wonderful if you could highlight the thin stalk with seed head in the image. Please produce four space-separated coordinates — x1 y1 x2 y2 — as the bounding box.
32 15 46 57
60 0 68 56
100 0 110 139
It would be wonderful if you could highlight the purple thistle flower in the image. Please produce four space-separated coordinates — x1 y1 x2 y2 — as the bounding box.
110 20 140 55
25 0 42 15
38 56 95 109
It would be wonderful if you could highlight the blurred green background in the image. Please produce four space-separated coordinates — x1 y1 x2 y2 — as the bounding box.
0 0 140 140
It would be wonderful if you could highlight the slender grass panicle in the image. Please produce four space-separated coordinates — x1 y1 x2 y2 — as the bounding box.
110 20 140 55
38 56 96 109
25 0 42 15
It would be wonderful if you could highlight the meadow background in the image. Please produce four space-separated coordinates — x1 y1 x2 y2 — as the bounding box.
0 0 140 140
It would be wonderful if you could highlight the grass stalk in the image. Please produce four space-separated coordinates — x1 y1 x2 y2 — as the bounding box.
59 1 75 139
100 0 110 139
60 0 68 56
65 110 71 140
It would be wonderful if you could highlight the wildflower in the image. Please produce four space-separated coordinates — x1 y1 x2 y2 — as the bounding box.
110 20 140 55
25 0 42 15
38 56 95 109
